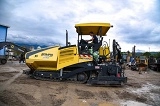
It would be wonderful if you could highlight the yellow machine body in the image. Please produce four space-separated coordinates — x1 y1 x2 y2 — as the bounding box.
26 45 93 71
25 23 111 71
99 46 110 59
137 56 148 66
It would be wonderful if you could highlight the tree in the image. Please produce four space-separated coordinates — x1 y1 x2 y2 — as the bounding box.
143 52 151 58
154 52 160 58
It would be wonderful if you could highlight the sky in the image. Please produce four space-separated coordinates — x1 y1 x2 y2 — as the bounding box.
0 0 160 52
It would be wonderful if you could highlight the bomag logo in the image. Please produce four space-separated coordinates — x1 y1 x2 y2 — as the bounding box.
41 53 53 57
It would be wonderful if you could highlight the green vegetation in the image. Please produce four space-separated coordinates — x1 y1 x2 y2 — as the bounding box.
142 52 151 58
142 52 160 58
153 52 160 58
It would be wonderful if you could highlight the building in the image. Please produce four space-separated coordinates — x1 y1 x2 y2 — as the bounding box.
0 24 10 57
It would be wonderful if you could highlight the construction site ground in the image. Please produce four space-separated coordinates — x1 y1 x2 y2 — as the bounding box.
0 61 160 106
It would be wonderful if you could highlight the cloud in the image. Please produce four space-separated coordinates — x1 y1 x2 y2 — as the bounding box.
0 0 160 52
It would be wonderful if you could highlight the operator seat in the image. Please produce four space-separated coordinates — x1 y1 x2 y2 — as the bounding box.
78 37 103 54
92 37 103 52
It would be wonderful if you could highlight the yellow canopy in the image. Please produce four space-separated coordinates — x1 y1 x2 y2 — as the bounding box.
75 23 113 36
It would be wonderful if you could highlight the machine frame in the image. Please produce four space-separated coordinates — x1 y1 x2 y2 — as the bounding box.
24 23 127 85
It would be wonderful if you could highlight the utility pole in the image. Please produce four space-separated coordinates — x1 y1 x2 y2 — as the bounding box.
109 39 110 48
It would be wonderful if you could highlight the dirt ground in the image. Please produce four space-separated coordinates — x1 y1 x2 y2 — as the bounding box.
0 61 160 106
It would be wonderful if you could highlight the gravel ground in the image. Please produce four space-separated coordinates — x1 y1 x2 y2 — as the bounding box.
0 61 160 106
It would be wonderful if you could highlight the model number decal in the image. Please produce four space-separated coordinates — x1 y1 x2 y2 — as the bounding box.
41 53 53 57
